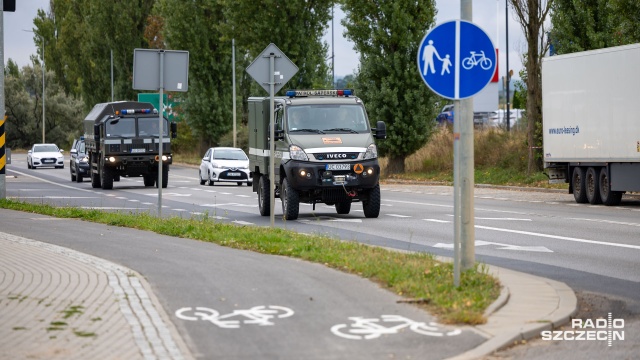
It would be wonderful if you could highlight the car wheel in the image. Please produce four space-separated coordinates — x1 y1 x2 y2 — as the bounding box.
237 182 243 186
71 164 77 182
247 182 252 187
75 165 83 183
199 170 206 185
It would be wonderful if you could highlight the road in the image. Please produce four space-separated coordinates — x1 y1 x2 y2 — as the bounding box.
3 158 639 358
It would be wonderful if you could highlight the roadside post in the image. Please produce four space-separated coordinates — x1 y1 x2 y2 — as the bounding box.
133 49 189 217
246 44 298 227
417 4 495 286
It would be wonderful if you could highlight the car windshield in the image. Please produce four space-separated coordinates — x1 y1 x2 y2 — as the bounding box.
212 149 247 160
34 145 59 152
287 105 369 133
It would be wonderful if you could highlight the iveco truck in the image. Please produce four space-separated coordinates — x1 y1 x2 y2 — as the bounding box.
542 43 640 205
248 89 386 220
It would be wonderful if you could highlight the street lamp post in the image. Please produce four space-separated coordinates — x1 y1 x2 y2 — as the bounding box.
23 30 45 143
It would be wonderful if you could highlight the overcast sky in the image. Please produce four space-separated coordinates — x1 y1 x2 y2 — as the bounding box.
3 0 525 80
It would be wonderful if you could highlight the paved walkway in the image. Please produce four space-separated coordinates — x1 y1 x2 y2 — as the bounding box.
0 229 576 360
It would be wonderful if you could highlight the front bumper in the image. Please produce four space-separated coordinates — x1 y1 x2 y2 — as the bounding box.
210 168 251 183
33 158 64 167
283 159 380 191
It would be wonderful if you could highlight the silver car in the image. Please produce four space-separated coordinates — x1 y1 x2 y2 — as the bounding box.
27 143 65 169
199 147 252 186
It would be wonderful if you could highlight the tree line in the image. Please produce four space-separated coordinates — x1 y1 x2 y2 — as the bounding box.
4 0 640 174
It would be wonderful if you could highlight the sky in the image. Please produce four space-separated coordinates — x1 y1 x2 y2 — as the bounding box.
3 0 525 81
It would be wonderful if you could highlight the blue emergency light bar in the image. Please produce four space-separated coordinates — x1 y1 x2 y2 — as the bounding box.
286 89 354 97
116 108 157 115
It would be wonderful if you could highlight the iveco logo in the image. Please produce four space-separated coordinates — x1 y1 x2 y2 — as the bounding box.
326 153 348 159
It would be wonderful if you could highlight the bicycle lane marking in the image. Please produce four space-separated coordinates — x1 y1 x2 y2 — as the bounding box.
175 305 294 329
331 315 462 340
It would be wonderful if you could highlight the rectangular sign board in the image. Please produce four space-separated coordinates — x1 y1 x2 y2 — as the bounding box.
133 49 189 92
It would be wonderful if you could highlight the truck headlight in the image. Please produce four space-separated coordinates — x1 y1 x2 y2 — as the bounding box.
363 144 378 159
289 145 308 161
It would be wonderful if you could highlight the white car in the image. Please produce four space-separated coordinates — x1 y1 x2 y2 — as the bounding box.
27 143 65 169
199 147 252 186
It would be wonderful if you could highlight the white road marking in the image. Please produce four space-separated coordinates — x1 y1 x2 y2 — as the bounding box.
201 203 257 208
8 196 99 199
233 220 254 225
476 225 640 250
386 214 411 218
80 207 147 210
433 240 552 252
173 209 188 212
568 218 640 227
423 219 450 223
474 217 531 221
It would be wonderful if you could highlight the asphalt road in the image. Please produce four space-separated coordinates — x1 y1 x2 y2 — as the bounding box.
2 158 639 358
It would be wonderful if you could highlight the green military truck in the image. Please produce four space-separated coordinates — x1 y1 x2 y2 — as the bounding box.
248 89 386 220
83 101 177 190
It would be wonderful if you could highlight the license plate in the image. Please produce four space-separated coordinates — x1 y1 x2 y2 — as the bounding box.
131 148 146 153
227 172 241 177
43 159 54 163
325 164 350 171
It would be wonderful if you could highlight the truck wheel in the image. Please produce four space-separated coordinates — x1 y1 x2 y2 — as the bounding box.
585 167 601 205
101 166 114 190
114 175 120 182
598 170 622 206
335 201 351 215
281 178 299 220
143 174 155 186
363 184 381 218
571 167 588 203
156 168 168 188
258 176 270 216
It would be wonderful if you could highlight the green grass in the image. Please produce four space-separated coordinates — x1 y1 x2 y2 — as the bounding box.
0 199 500 325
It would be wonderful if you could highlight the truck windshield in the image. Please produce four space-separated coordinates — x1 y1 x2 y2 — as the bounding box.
106 118 136 138
138 117 169 137
287 105 368 133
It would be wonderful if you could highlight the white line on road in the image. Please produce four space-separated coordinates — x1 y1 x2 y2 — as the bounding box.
386 214 411 218
476 225 640 250
423 219 450 223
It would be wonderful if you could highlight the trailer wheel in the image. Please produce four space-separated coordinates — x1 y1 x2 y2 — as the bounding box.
258 176 270 216
598 169 622 206
363 184 381 218
585 167 602 205
571 167 588 203
281 178 299 220
335 201 351 215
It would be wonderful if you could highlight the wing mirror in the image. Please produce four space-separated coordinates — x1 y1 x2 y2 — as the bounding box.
373 121 387 140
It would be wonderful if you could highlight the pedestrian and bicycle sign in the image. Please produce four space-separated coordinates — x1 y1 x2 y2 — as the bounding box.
417 20 496 100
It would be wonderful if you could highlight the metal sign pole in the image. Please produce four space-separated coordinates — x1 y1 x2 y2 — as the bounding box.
269 53 276 227
232 39 237 148
158 50 164 217
453 101 461 287
0 7 6 199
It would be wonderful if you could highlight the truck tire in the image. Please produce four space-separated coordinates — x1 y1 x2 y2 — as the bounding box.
101 166 114 190
91 156 101 188
363 184 381 218
156 168 168 188
281 178 299 220
258 176 270 216
571 167 588 203
598 170 622 206
335 201 351 215
143 174 155 186
585 167 602 205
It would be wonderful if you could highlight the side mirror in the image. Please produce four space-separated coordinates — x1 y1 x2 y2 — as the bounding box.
59 149 64 153
373 121 387 140
70 149 78 156
28 150 32 155
275 129 285 141
171 122 178 139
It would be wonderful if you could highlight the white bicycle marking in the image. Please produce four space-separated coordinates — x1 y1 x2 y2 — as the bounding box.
175 305 294 329
331 315 461 340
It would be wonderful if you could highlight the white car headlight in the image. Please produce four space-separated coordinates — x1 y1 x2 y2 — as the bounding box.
211 162 220 168
363 143 378 159
289 145 308 161
80 156 89 163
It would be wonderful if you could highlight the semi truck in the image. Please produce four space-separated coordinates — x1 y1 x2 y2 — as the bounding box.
83 101 177 190
542 43 640 205
248 89 386 220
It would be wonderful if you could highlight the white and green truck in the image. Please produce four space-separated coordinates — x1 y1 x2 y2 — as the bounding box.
248 89 386 220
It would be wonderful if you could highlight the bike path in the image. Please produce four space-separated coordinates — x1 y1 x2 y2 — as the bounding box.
0 209 575 359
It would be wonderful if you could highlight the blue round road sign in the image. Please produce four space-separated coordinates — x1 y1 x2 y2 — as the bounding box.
417 20 496 100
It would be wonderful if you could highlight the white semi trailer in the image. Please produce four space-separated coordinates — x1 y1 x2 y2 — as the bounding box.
542 43 640 205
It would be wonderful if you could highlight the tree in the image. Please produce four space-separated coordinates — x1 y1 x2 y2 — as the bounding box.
4 62 84 149
550 0 612 54
341 0 439 175
510 0 553 174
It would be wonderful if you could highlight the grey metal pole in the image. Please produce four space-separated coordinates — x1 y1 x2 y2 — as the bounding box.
331 4 335 88
505 0 511 132
453 100 461 287
111 49 114 102
42 36 45 143
158 50 164 217
269 53 275 227
460 0 475 272
232 39 237 148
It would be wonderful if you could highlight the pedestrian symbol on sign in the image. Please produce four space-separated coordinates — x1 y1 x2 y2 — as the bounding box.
417 20 496 100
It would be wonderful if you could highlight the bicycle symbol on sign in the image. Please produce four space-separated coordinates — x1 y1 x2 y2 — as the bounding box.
331 315 462 340
175 305 294 329
462 50 493 70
